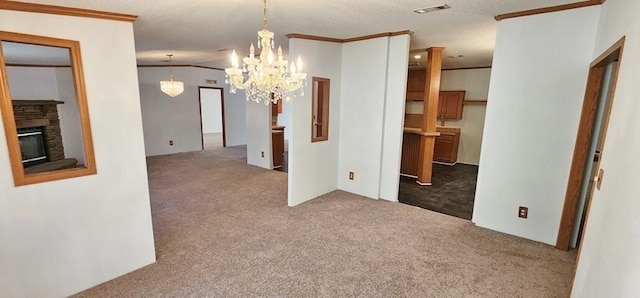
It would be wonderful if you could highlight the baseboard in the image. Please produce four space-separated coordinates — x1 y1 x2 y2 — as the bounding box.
433 161 457 166
400 173 418 179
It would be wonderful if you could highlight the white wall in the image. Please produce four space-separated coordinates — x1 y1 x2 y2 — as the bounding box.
472 6 601 245
572 0 640 296
5 66 59 97
405 68 491 165
6 66 86 165
55 67 85 165
0 10 155 297
200 88 223 134
378 35 410 202
287 38 342 206
138 66 246 156
337 38 390 199
245 100 272 169
190 67 247 147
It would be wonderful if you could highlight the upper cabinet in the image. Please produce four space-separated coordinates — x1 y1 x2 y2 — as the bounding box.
406 69 426 100
438 91 465 120
405 69 465 120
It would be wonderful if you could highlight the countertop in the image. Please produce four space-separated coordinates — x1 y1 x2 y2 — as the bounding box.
403 126 460 136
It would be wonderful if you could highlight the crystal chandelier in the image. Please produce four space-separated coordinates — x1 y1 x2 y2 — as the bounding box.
225 0 307 105
160 54 184 97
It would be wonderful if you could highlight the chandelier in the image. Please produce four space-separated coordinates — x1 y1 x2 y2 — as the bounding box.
160 54 184 97
225 0 307 105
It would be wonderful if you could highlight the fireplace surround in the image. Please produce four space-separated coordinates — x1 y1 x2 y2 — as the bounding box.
13 100 67 167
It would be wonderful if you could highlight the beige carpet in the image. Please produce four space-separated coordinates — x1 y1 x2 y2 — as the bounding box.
75 146 575 297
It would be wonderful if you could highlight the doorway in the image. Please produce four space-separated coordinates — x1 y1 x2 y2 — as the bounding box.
556 37 625 251
199 87 226 150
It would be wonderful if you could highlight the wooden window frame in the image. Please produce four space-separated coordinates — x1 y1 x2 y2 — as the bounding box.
0 31 96 186
311 77 330 143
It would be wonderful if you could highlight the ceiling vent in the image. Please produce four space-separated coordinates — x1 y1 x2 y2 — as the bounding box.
413 4 451 14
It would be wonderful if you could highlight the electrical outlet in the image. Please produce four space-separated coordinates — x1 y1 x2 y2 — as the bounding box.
518 206 528 219
349 171 354 180
169 140 174 146
261 151 265 158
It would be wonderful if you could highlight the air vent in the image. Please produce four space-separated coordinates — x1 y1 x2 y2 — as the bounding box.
413 4 451 14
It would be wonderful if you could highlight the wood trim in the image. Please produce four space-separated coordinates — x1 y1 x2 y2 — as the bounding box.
311 77 330 143
12 100 64 106
16 118 50 128
556 37 625 296
6 63 71 68
591 37 625 68
557 36 625 251
137 65 225 71
442 66 492 71
284 34 344 43
495 0 603 21
0 31 97 186
286 30 411 44
0 1 137 22
463 100 488 105
198 87 227 149
556 68 603 244
343 30 411 43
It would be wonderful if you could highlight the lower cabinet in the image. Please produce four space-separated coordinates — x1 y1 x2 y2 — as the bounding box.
433 133 460 164
272 129 284 168
400 132 421 176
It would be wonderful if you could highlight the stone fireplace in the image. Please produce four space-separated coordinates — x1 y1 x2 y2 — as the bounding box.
12 100 66 167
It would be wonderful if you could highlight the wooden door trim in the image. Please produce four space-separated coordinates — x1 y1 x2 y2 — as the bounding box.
560 37 625 297
556 36 625 251
198 87 227 149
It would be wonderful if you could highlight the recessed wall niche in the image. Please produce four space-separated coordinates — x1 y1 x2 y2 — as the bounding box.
0 31 96 186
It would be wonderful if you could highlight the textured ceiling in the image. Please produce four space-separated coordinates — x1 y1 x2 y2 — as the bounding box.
12 0 584 68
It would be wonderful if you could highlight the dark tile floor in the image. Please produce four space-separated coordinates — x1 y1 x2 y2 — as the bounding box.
277 151 477 221
398 163 479 220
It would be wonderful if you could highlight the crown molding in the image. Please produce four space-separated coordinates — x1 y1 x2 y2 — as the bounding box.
495 0 604 21
286 30 411 43
137 64 224 71
0 1 137 22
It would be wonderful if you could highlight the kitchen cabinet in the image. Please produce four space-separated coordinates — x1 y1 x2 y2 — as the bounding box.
400 130 421 176
406 69 426 101
438 91 465 120
272 126 285 168
433 131 460 164
404 70 465 120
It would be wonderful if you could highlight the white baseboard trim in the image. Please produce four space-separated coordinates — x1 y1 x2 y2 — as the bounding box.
416 181 432 186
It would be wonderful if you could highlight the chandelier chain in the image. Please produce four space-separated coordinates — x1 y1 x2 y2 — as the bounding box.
263 0 268 29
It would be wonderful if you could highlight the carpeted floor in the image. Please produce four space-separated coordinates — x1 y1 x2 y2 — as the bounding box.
75 146 575 297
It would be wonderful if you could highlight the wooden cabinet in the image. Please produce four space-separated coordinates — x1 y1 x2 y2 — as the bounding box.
438 91 465 120
272 127 285 168
400 132 421 176
433 132 460 164
406 69 426 101
405 71 465 120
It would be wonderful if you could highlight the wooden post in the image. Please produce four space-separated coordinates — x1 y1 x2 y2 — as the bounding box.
417 47 444 185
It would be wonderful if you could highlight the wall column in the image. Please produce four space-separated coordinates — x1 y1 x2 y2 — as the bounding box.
417 47 444 185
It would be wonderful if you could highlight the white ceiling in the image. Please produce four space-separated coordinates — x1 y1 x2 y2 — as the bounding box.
12 0 584 68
